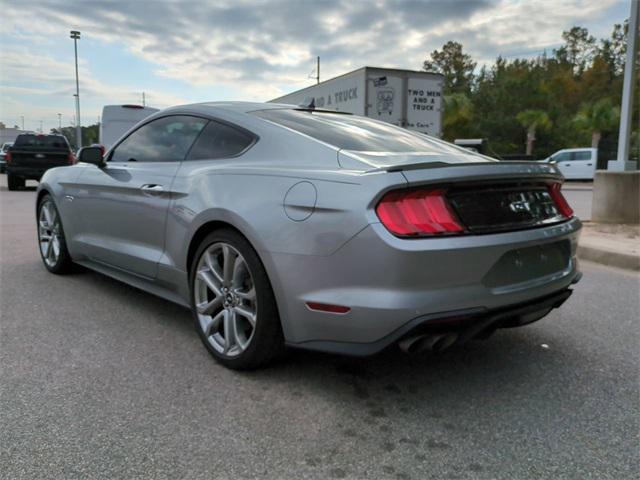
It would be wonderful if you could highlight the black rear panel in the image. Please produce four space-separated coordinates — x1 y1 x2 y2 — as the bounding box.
447 183 566 233
11 134 70 169
11 151 69 168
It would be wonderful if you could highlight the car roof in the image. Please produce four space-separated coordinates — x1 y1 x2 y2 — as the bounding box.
17 133 65 138
179 101 294 114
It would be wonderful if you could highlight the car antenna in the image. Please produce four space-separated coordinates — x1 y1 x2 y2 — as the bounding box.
298 97 316 110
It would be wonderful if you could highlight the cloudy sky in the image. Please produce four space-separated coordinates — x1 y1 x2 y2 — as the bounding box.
0 0 629 132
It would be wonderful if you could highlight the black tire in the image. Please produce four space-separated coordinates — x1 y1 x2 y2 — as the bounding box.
37 194 74 274
7 174 24 191
190 228 284 370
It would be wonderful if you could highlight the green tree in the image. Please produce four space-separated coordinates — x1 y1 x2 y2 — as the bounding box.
422 41 476 94
51 124 99 150
516 110 552 155
598 21 628 78
442 93 474 141
554 26 597 75
574 98 620 149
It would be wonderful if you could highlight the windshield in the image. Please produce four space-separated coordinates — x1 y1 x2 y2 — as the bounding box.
2 144 12 152
252 109 475 156
14 135 69 149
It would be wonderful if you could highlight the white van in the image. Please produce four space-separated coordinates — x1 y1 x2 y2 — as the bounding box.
545 148 597 180
100 105 160 150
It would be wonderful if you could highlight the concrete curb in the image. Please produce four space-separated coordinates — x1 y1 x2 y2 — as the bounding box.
577 245 640 271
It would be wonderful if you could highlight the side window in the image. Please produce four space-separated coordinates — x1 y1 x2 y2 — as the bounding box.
572 151 591 161
186 120 255 160
110 116 207 163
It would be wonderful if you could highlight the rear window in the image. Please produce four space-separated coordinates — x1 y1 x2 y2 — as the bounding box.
252 109 461 154
14 135 69 149
186 121 255 160
573 151 591 161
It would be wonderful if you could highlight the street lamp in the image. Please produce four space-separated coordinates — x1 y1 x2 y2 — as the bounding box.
70 30 82 149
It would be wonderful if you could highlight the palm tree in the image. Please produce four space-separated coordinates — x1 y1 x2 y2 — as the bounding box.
443 93 473 128
574 98 620 149
516 110 552 156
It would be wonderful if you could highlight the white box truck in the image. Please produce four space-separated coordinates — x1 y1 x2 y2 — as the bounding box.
100 104 159 149
270 67 444 137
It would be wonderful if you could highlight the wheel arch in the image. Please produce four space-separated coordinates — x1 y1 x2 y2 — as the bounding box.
185 219 289 338
186 220 244 275
36 187 52 213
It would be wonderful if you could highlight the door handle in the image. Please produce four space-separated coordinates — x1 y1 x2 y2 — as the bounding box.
587 163 592 166
140 184 164 196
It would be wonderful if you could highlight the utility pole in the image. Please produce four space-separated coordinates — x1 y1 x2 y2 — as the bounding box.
308 56 320 84
610 0 639 171
57 113 62 130
20 115 24 131
142 91 146 106
70 30 82 149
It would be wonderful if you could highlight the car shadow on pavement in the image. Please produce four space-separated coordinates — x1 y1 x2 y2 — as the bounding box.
65 261 579 419
76 261 570 392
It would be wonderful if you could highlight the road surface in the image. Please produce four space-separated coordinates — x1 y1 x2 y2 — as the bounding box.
1 178 637 479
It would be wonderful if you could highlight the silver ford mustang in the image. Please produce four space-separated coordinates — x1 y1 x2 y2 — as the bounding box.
36 102 581 369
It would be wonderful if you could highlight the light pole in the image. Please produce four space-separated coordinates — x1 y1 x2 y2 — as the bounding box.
70 30 82 149
20 115 24 131
57 113 62 131
609 0 639 171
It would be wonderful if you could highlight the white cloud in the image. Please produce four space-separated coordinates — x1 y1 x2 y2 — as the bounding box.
0 0 625 129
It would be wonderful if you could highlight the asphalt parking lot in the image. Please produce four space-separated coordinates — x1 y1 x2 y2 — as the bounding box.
1 177 638 480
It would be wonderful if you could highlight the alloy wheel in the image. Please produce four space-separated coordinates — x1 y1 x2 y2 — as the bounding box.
194 242 258 357
38 201 61 268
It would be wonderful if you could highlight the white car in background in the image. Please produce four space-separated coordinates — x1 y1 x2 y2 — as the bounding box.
545 148 597 180
0 142 13 173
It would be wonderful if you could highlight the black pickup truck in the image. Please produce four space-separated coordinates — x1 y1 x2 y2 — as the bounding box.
5 134 75 190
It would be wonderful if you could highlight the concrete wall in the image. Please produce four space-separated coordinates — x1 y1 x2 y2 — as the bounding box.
591 171 640 224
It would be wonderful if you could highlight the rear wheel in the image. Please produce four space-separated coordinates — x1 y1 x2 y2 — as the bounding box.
37 195 73 274
7 174 24 191
190 229 284 370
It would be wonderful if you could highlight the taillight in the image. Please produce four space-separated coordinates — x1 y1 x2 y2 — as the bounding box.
376 188 464 236
4 151 11 163
67 152 76 164
548 183 574 218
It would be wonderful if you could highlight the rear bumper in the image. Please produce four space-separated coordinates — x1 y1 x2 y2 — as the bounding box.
289 285 577 356
272 216 582 349
6 165 50 179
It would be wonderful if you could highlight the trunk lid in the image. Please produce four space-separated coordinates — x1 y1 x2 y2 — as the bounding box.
11 150 70 168
372 159 569 235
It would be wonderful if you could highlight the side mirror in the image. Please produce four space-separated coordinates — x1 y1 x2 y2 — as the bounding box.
77 146 105 167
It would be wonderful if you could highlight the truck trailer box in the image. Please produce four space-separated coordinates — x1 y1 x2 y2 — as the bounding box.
100 104 160 149
270 67 444 137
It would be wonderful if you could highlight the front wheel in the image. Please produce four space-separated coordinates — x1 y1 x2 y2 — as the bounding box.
37 195 74 274
190 229 284 370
